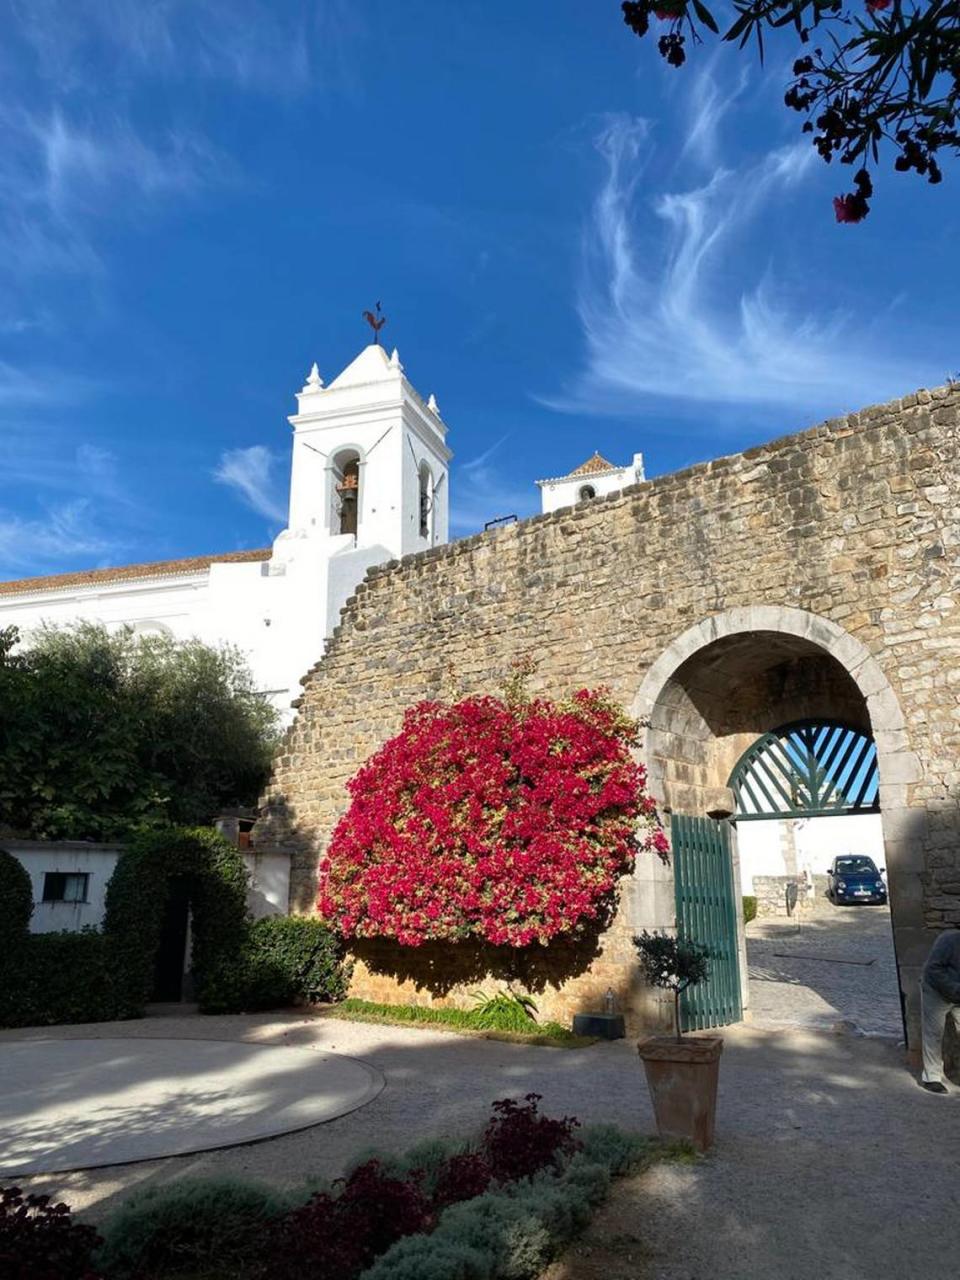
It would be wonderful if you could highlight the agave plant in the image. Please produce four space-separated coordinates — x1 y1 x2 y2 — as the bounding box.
468 988 539 1031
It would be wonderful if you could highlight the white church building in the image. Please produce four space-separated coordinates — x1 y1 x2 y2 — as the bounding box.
0 340 646 717
0 343 451 715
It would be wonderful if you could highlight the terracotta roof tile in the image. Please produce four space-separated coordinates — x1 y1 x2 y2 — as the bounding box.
0 548 271 598
569 451 617 476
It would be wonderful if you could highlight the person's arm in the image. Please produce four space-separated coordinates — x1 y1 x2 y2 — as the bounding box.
925 934 960 1003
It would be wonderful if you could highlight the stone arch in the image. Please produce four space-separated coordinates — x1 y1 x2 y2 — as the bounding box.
632 606 924 1050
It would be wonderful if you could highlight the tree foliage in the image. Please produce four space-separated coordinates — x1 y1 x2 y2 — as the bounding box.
0 624 278 840
633 930 711 1041
621 0 960 220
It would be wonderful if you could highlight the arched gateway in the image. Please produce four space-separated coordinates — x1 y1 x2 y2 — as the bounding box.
257 384 960 1057
634 607 919 1043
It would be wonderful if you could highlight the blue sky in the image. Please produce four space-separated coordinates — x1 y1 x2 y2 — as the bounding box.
1 0 957 578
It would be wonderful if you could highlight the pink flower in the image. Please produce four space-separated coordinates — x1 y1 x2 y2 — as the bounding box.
318 688 666 947
833 193 867 224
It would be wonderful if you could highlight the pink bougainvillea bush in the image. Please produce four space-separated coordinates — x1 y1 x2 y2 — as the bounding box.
318 685 667 947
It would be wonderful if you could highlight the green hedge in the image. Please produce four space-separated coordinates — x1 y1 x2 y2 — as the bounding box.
0 848 32 937
0 829 348 1027
104 826 251 1015
201 915 349 1014
743 895 758 925
0 929 128 1028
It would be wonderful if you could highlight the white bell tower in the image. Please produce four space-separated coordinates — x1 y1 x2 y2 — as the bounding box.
286 343 451 555
259 341 451 706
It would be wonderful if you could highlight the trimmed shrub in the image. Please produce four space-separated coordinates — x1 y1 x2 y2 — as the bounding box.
199 915 348 1014
578 1124 657 1177
365 1156 612 1280
0 849 32 938
95 1176 290 1279
103 826 251 1015
86 1107 663 1280
0 930 126 1029
361 1236 491 1280
743 895 758 925
0 1186 102 1280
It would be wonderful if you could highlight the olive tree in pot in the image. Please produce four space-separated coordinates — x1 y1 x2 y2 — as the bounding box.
633 931 721 1152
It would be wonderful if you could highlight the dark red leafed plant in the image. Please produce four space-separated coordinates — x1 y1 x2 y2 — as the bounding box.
335 1160 433 1259
431 1151 494 1209
319 681 666 948
0 1187 102 1280
481 1093 581 1183
269 1159 432 1279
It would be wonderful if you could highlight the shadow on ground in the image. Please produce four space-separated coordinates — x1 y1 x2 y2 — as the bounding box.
2 1005 957 1279
745 904 902 1037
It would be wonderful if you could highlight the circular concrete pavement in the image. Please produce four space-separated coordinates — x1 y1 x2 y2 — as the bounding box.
0 1037 384 1175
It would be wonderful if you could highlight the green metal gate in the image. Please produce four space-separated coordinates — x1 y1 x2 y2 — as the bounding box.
671 815 742 1031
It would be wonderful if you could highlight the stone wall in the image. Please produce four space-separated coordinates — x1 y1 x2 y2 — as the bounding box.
256 384 960 1041
752 874 832 918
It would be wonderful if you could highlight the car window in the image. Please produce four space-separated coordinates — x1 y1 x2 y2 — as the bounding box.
835 857 876 873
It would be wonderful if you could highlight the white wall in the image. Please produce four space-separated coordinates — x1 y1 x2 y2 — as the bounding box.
245 850 292 919
5 841 291 930
6 842 124 934
737 813 885 893
0 575 209 650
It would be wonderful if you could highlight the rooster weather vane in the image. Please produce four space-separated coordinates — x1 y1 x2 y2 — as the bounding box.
362 300 387 345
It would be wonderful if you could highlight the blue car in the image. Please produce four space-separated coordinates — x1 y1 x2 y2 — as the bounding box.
826 855 887 905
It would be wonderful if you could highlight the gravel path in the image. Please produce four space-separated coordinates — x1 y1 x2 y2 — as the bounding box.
3 1006 957 1279
746 905 903 1037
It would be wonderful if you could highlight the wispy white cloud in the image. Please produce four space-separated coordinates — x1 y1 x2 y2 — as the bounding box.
676 58 750 172
0 362 99 406
547 79 946 421
0 104 230 294
0 498 120 575
33 111 226 215
214 445 287 524
450 438 538 535
11 0 360 97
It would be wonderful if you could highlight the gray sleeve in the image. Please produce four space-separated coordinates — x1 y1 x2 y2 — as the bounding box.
924 933 960 1004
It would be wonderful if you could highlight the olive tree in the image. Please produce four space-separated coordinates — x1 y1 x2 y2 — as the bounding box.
0 624 279 840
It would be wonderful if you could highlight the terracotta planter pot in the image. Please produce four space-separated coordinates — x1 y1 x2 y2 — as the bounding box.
637 1034 723 1152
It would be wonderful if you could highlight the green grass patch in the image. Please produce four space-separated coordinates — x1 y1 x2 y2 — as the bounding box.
322 998 595 1048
